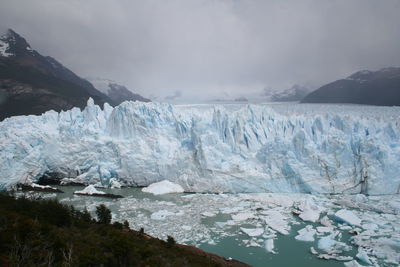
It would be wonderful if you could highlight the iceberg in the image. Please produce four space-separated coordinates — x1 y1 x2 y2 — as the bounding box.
1 100 400 194
142 180 184 195
74 185 106 195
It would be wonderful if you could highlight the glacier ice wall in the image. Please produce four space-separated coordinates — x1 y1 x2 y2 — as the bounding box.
1 99 399 194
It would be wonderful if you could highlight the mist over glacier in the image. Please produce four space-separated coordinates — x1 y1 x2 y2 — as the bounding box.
1 99 399 195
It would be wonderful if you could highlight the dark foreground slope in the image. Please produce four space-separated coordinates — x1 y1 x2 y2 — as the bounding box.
0 29 115 121
0 194 248 267
301 67 400 106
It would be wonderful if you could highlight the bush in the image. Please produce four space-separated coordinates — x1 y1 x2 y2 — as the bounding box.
95 204 111 224
166 235 176 247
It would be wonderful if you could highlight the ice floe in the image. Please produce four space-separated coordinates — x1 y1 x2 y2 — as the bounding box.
334 209 362 226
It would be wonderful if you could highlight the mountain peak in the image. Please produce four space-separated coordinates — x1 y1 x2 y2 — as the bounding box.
0 28 34 58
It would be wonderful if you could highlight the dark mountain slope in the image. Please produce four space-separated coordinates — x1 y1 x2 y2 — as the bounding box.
0 29 115 121
301 68 400 106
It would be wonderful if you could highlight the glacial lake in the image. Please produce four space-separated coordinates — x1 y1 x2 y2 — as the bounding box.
29 186 400 267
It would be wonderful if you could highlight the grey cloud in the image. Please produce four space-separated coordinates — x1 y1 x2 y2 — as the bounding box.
0 0 399 102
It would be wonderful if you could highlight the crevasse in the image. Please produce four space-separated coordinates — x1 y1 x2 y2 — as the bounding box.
0 99 399 194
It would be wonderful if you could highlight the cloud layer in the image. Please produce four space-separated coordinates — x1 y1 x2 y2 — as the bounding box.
1 0 400 101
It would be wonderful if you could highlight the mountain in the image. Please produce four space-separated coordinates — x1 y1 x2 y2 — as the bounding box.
88 78 150 105
0 29 115 121
269 84 311 102
301 68 400 106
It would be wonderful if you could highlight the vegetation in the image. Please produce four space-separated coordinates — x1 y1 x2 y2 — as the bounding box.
0 193 247 267
96 204 112 224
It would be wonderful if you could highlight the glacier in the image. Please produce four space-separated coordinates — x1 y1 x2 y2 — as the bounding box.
1 99 400 194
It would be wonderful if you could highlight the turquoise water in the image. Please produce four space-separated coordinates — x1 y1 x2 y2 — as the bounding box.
200 226 354 267
33 186 394 267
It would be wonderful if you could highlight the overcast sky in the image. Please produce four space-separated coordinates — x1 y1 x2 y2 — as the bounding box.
1 0 400 101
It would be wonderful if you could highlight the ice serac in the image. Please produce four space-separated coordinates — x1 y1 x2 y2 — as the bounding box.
0 100 400 194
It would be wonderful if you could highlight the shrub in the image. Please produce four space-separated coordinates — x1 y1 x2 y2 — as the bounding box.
167 235 176 247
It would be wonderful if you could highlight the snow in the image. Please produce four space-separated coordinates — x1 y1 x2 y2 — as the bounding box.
1 100 400 195
87 77 115 95
0 38 12 57
74 185 106 195
142 180 184 195
334 209 362 226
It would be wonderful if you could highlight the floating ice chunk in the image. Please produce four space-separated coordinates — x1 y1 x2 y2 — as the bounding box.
231 212 254 222
352 194 368 203
316 226 333 233
356 248 372 265
318 255 353 261
298 198 321 222
248 240 261 247
361 223 378 231
201 211 216 217
265 239 276 254
320 216 334 227
74 185 106 195
109 178 121 189
388 200 400 213
262 210 290 235
240 227 264 237
310 247 318 255
150 210 175 220
344 260 365 267
295 225 316 242
142 180 184 195
334 209 361 226
318 233 351 254
30 183 55 189
181 225 192 231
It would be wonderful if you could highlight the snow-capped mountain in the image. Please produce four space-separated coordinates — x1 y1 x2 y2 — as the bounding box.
88 78 150 105
302 67 400 106
269 84 311 102
0 100 399 195
207 85 312 104
0 29 115 121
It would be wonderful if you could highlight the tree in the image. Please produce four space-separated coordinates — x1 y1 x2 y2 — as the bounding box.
95 204 111 224
166 236 176 247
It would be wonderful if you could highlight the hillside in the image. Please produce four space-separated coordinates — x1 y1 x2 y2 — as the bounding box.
0 193 248 267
